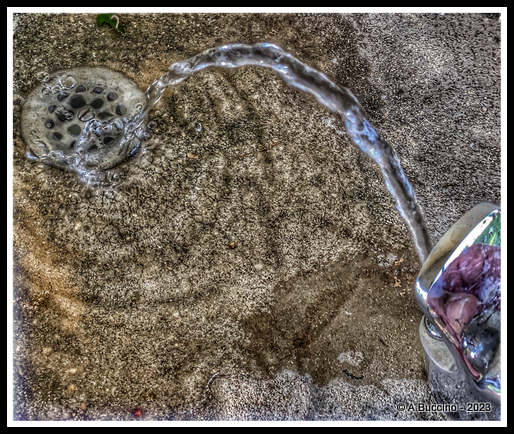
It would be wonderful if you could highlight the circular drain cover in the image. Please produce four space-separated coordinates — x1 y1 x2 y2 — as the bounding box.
21 67 148 174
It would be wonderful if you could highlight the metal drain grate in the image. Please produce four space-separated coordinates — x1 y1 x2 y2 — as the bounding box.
21 67 148 174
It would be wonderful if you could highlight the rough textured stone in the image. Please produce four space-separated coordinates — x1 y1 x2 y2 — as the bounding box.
11 12 501 421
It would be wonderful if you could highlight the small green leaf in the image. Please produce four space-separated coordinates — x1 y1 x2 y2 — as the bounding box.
96 13 126 35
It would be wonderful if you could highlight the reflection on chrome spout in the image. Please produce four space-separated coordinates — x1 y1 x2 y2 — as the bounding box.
416 203 501 420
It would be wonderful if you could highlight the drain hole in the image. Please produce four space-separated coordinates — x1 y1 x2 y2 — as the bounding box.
115 104 127 116
45 119 54 129
67 124 82 137
103 136 115 145
69 95 86 109
90 98 104 109
98 111 114 120
57 92 70 102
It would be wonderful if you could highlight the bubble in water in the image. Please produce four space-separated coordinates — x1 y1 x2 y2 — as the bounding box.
36 71 49 82
60 74 77 89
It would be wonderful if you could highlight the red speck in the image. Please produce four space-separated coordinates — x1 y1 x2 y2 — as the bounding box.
132 407 143 418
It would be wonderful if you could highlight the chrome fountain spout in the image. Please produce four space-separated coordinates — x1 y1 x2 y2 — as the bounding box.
415 202 501 420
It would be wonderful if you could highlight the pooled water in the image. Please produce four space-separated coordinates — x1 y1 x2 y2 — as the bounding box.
21 42 432 264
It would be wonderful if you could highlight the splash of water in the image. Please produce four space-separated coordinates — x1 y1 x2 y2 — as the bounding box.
136 42 432 264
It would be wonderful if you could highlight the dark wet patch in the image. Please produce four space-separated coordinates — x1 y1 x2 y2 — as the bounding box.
239 252 413 386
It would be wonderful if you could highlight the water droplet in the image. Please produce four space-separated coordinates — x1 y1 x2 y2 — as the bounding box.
195 122 202 132
25 148 39 161
61 75 77 89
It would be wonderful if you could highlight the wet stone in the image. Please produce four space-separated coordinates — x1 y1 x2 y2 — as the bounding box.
90 98 104 109
69 95 87 109
52 132 63 141
75 85 87 93
93 86 104 94
48 105 56 113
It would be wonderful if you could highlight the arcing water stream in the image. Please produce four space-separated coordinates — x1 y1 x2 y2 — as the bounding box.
21 42 432 264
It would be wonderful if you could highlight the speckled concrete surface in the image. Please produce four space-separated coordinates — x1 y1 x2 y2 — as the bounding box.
11 12 502 422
